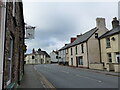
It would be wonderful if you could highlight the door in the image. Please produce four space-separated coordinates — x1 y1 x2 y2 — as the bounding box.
76 57 79 67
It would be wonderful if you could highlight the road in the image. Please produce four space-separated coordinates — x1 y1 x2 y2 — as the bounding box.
34 64 119 88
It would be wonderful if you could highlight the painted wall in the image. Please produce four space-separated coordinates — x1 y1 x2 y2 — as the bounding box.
50 52 58 62
100 34 120 68
0 0 6 89
25 54 50 64
58 50 66 62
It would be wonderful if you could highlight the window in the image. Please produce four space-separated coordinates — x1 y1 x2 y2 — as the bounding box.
116 52 120 63
78 56 83 65
95 33 98 38
32 56 35 59
35 59 37 63
107 53 112 63
75 46 77 54
71 48 73 55
66 49 68 54
7 36 14 85
81 44 84 53
13 0 15 17
71 58 73 65
106 38 111 48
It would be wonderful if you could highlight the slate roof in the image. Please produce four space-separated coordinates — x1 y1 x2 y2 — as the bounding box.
69 27 98 47
99 26 120 39
59 44 71 51
37 51 50 58
59 27 98 50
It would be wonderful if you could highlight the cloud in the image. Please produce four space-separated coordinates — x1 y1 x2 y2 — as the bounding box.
23 2 117 54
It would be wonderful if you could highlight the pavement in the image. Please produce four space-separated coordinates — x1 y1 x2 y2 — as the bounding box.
63 65 120 77
18 64 55 89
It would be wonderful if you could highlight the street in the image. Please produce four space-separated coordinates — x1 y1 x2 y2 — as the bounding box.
34 64 119 88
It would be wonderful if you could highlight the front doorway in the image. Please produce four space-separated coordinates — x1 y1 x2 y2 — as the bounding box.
76 56 83 67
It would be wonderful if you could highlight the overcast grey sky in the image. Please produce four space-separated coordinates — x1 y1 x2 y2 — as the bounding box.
23 1 118 54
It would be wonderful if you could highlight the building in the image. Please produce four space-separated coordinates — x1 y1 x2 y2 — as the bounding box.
50 50 59 63
58 38 76 65
100 17 120 72
63 18 108 69
0 1 25 89
118 1 120 22
25 48 51 64
0 0 6 89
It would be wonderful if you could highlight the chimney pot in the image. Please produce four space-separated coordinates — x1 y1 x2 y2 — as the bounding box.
112 17 119 29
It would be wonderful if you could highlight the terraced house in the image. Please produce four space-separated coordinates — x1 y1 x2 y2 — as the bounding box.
0 0 25 89
100 17 120 72
59 18 108 70
68 18 108 69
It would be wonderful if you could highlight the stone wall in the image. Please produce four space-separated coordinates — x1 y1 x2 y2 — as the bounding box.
89 63 104 70
3 2 24 88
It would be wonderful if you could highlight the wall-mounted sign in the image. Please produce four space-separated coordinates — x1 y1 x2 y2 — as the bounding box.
25 25 35 39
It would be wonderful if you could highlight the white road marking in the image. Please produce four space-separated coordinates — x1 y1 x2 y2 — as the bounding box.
61 70 69 74
76 74 102 83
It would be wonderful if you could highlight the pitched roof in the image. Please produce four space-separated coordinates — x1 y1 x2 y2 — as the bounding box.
59 44 71 51
59 27 98 50
99 25 120 39
37 51 50 58
69 27 98 47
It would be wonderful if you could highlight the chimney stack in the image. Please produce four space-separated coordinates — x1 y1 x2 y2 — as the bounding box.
32 48 35 54
38 48 41 51
65 44 68 46
70 37 76 43
96 18 106 29
112 17 119 29
77 34 82 37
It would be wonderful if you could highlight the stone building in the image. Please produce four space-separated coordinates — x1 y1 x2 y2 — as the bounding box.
25 48 51 64
0 1 25 89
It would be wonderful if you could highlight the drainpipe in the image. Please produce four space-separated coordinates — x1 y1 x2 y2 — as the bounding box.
86 42 89 69
0 0 6 89
98 38 102 63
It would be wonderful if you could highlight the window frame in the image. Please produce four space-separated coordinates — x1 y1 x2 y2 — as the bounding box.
106 37 111 48
107 53 112 63
71 48 73 55
81 44 84 53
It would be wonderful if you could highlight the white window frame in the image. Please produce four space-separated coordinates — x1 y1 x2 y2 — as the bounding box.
7 36 13 86
107 53 112 63
12 0 15 17
116 52 120 63
78 56 83 65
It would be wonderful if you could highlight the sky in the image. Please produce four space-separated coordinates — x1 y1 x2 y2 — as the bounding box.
23 0 119 54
